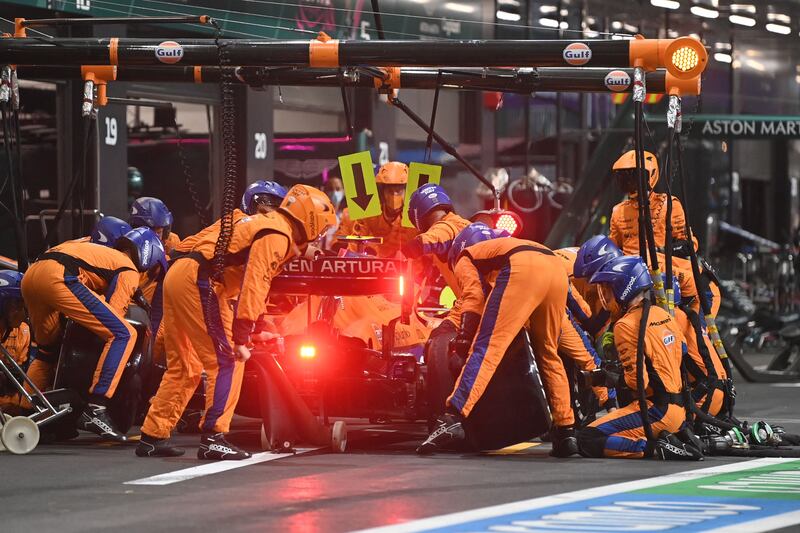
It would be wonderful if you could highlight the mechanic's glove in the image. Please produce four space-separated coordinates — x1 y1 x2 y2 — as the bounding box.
132 288 151 315
671 239 693 259
601 331 615 351
449 312 480 359
602 397 618 411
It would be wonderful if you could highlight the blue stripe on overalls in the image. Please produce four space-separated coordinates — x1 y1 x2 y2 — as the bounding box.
450 263 512 412
196 268 235 432
567 309 616 400
599 405 666 453
64 274 131 396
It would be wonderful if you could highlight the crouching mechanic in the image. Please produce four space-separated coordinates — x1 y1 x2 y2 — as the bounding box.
418 223 578 457
401 184 471 417
577 256 702 460
137 185 336 460
21 228 166 441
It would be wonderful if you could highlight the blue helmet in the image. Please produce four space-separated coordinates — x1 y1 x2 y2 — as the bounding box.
0 269 24 308
590 255 653 306
448 223 507 269
90 216 132 247
241 180 288 215
117 227 167 273
130 197 173 238
408 184 453 230
574 235 623 279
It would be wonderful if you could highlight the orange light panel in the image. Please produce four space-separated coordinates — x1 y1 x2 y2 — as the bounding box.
299 345 317 359
399 275 405 297
671 46 699 73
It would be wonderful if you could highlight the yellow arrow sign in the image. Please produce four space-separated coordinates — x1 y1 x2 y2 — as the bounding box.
402 162 442 227
339 150 382 220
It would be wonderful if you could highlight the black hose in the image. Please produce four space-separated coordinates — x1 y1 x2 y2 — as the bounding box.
210 22 238 283
634 100 663 296
636 295 654 442
664 125 674 314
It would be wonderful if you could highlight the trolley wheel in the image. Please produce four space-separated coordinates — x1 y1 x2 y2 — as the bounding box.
1 416 40 454
331 420 347 453
0 413 10 452
260 423 293 453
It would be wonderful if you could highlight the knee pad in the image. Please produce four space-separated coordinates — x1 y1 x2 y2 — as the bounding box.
577 426 607 458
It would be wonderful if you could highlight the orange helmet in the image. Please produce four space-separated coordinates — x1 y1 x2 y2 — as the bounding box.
613 150 660 189
375 162 409 185
279 185 337 242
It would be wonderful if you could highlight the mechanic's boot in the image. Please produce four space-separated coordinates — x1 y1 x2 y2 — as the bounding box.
198 433 252 461
416 413 465 455
550 425 580 458
77 403 127 442
652 431 704 461
135 433 186 457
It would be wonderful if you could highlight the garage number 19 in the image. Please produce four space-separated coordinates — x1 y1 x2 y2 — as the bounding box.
104 117 118 146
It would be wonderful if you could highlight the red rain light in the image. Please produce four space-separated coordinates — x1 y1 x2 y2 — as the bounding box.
398 275 405 297
494 211 522 237
299 344 317 359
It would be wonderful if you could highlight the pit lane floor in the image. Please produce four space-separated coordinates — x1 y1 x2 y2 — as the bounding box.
2 379 799 533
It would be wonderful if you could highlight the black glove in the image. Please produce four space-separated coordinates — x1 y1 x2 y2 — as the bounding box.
449 312 480 359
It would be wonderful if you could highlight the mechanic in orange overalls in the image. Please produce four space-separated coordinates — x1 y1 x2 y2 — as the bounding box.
418 224 578 456
137 185 336 460
609 150 691 255
672 278 728 418
568 236 623 336
0 270 29 367
577 256 702 460
336 161 418 257
21 228 166 441
402 184 472 416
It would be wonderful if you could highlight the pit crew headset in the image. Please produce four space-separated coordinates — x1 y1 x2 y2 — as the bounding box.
241 180 288 215
130 197 174 240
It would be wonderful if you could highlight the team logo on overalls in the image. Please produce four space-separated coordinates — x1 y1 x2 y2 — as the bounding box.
663 333 675 346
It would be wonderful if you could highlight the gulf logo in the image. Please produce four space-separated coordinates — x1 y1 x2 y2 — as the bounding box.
563 42 592 66
155 41 184 64
604 69 631 92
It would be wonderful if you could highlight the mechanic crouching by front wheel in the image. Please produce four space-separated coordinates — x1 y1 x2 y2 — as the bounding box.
137 185 336 461
418 224 579 457
21 228 166 441
577 256 702 460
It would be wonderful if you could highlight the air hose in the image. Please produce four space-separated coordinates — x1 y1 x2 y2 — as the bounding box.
211 23 238 282
632 68 667 312
635 294 655 443
664 96 680 316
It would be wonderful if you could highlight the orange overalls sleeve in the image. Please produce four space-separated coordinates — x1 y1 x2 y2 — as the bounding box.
231 233 292 345
3 324 30 366
609 203 624 249
453 255 486 319
107 269 141 316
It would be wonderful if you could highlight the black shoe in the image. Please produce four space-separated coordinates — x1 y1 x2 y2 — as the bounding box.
416 413 465 455
135 434 186 457
77 404 127 442
550 425 580 458
198 433 252 461
653 431 704 461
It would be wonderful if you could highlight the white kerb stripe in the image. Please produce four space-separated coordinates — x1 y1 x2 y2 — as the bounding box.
124 448 320 486
703 509 800 533
352 458 795 533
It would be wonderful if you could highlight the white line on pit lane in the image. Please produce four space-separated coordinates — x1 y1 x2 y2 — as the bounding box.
353 458 795 533
124 448 320 486
705 509 800 533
